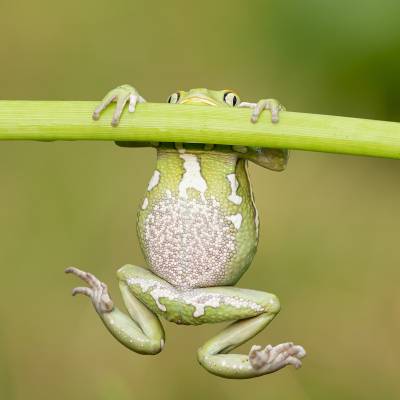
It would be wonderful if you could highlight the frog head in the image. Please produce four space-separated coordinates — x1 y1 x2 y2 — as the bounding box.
167 88 241 107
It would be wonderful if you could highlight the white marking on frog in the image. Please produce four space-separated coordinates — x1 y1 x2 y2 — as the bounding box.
142 197 149 210
128 278 168 311
226 174 243 205
178 154 207 202
226 213 243 230
244 161 259 237
127 278 264 317
177 147 186 154
148 170 160 191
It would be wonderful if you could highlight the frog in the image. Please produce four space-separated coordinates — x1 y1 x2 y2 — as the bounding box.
65 85 306 379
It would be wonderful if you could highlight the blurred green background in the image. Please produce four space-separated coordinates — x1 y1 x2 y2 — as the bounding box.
1 1 400 399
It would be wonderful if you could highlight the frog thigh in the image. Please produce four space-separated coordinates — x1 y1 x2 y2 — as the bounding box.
117 265 275 325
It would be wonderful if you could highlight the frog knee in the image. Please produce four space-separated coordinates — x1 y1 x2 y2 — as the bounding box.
117 264 151 281
197 347 210 367
146 338 165 355
117 264 135 280
262 293 280 315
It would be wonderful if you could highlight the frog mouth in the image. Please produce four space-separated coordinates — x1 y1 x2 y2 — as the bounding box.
180 96 218 106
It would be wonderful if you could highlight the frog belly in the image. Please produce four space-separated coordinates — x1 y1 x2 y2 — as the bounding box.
138 191 232 287
137 150 258 289
138 189 259 289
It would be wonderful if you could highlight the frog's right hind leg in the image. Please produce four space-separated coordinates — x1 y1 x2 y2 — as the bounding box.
65 267 164 355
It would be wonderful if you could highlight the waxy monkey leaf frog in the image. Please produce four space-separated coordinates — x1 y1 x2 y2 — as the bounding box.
66 85 306 379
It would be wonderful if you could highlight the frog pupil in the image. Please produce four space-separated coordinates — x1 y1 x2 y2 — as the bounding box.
168 93 180 104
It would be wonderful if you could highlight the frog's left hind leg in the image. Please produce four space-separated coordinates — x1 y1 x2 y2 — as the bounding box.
65 267 164 355
197 289 306 379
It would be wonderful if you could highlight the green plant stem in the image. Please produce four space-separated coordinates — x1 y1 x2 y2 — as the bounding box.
0 100 399 159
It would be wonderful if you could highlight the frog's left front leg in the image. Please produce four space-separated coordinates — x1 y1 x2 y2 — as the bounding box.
65 267 164 355
239 98 285 123
236 97 289 171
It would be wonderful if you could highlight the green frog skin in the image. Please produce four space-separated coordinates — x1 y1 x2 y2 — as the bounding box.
65 86 306 379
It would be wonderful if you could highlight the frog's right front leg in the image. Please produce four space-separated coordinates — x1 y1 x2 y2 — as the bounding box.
92 84 146 127
65 267 164 355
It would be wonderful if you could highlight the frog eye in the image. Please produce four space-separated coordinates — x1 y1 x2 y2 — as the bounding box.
223 92 240 107
167 92 180 104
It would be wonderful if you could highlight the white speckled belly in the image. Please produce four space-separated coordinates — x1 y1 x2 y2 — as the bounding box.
142 192 236 288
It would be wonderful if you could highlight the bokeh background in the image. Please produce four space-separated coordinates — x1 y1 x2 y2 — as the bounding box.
1 1 400 399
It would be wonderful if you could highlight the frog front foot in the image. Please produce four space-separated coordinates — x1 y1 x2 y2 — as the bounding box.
249 342 306 374
92 84 146 127
65 267 114 313
239 98 285 123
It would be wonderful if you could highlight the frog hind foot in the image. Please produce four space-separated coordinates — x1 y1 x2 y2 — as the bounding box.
249 343 306 374
65 266 114 313
196 287 306 379
65 266 164 355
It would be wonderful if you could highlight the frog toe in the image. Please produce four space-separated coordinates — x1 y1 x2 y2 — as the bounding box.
92 84 145 126
248 342 306 373
65 267 114 313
